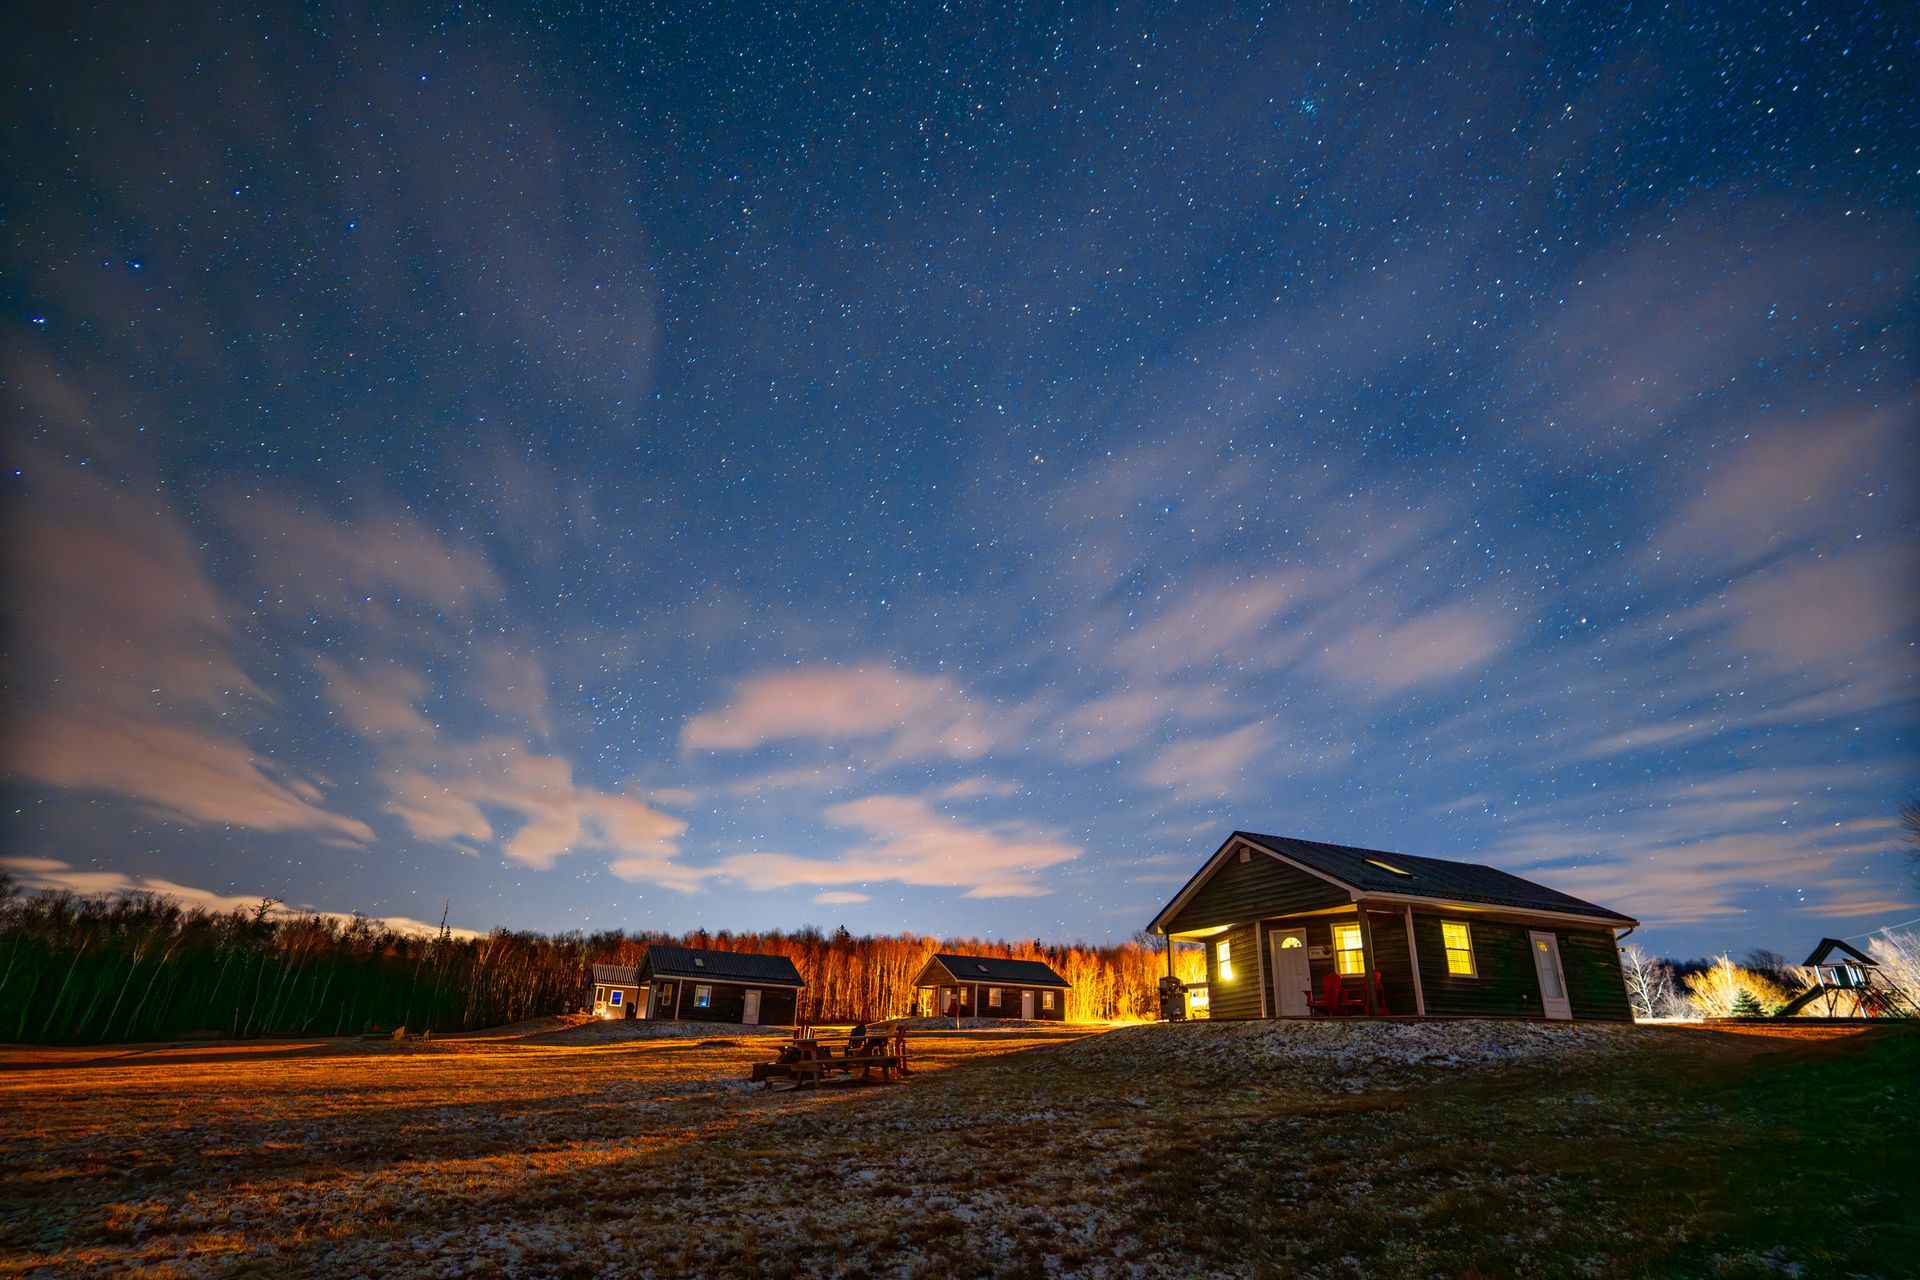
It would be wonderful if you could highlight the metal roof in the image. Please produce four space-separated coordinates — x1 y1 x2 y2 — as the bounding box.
639 945 805 987
1150 830 1636 931
590 964 639 985
919 953 1071 989
1803 937 1876 968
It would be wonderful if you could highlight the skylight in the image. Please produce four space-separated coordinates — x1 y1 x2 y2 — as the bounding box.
976 963 989 973
1365 858 1413 877
693 957 705 967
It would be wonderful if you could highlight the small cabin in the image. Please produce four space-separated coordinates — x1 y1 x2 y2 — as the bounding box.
914 953 1071 1021
635 945 805 1027
1148 831 1639 1022
589 963 643 1018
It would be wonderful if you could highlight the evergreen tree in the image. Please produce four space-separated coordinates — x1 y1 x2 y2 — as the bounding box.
1729 987 1766 1018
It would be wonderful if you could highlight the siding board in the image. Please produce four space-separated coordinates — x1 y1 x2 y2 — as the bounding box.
1165 848 1351 935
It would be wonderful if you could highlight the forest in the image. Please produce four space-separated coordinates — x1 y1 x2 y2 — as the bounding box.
0 877 1205 1044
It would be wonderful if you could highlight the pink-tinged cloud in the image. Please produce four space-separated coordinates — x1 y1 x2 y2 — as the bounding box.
1657 414 1897 570
8 712 373 842
317 653 695 884
1312 604 1516 695
0 856 479 939
1139 722 1275 801
682 665 1015 761
814 890 871 905
222 497 503 620
4 464 367 841
1111 574 1301 677
716 794 1079 898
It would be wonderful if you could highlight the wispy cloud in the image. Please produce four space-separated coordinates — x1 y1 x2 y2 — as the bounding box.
682 665 1023 762
715 794 1079 899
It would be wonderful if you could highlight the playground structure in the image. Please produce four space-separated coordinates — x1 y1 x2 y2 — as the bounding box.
1775 938 1916 1019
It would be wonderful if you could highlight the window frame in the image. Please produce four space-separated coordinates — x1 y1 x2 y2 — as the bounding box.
1216 938 1234 981
1332 923 1365 976
1441 920 1478 978
988 987 1002 1008
693 984 713 1009
608 988 623 1007
1042 990 1055 1011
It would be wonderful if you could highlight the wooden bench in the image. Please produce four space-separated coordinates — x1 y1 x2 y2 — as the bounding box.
752 1028 911 1088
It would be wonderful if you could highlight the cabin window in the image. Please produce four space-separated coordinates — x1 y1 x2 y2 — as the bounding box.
609 989 623 1007
988 987 1002 1008
1043 991 1055 1010
694 985 712 1008
1441 921 1477 977
1279 935 1303 950
1216 939 1234 981
595 985 607 1003
1333 924 1365 975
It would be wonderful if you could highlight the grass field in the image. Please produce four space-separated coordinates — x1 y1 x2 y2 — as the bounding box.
0 1018 1911 1278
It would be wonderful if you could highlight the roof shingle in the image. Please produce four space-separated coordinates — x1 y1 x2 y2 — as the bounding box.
640 945 805 987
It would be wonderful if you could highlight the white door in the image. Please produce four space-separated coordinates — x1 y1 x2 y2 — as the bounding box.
1529 931 1573 1020
1020 990 1035 1019
1271 930 1311 1016
742 989 761 1026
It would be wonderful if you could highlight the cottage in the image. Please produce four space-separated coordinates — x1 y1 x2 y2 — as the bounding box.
1148 831 1638 1022
914 953 1071 1021
589 963 643 1018
635 945 805 1026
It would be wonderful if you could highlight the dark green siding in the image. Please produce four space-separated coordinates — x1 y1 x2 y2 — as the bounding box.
1165 846 1351 935
1557 928 1633 1021
667 979 800 1027
1203 922 1262 1019
1361 909 1416 1016
1411 912 1630 1022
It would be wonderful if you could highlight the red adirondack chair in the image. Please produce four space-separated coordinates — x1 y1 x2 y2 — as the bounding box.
1304 969 1362 1016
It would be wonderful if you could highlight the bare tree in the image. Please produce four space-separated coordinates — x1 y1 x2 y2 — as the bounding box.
1620 943 1678 1021
1902 794 1920 890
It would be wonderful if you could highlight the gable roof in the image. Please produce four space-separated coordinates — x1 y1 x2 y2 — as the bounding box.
917 953 1071 989
639 945 805 987
1149 830 1636 932
1803 937 1876 968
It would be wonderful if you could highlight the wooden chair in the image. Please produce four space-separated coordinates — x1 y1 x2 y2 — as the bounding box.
1306 970 1362 1016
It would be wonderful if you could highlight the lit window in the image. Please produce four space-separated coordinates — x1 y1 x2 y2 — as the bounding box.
1364 858 1413 877
1442 922 1476 977
1042 991 1055 1010
988 987 1002 1007
609 989 623 1007
1279 935 1303 950
1333 924 1365 975
1216 939 1234 981
694 985 712 1008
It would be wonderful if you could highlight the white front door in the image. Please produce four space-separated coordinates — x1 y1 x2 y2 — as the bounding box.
1529 931 1573 1020
1271 929 1311 1016
1020 990 1035 1019
742 989 761 1026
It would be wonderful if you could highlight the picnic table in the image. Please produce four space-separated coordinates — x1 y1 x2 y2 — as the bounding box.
751 1024 912 1089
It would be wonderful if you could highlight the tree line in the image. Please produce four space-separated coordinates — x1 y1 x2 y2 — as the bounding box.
1619 935 1919 1020
0 877 1202 1044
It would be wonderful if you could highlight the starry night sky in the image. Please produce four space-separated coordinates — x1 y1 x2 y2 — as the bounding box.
4 2 1914 955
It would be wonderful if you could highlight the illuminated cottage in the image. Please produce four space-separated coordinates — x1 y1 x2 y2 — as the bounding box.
1148 832 1637 1021
591 946 806 1026
913 953 1072 1021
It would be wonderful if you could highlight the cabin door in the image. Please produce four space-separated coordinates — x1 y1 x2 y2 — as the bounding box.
1528 931 1573 1020
1271 929 1311 1017
742 990 762 1026
1020 990 1035 1019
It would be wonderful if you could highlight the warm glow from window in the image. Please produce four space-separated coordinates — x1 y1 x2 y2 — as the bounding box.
694 984 712 1008
1043 990 1055 1010
1279 935 1303 949
1364 857 1413 876
988 987 1002 1007
1442 921 1477 977
1216 939 1234 981
1333 924 1364 975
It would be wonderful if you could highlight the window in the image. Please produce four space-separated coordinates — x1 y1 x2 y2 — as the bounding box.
988 987 1002 1007
595 985 607 1003
1278 935 1303 950
609 989 623 1007
694 985 712 1008
1333 923 1365 976
1363 857 1413 877
1216 939 1234 981
693 957 705 968
1441 921 1476 977
1042 991 1055 1010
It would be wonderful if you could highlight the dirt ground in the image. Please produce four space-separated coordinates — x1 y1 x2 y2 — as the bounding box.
0 1019 1910 1278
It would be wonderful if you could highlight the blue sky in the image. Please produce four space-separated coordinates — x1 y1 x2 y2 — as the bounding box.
3 2 1914 956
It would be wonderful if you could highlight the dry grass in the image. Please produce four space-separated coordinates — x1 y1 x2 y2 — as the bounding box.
0 1020 1909 1278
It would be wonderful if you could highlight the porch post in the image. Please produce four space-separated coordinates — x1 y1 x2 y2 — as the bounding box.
1354 906 1378 1016
1404 904 1427 1017
1165 931 1175 980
